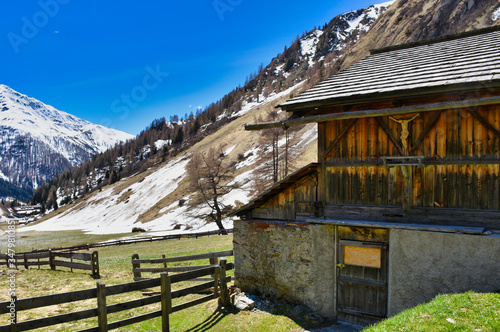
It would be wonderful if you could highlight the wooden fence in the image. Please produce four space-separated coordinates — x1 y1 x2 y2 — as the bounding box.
0 259 233 332
24 229 233 254
131 250 234 281
0 251 99 278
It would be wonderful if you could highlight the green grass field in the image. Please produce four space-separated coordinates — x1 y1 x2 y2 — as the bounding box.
0 233 324 332
364 291 500 332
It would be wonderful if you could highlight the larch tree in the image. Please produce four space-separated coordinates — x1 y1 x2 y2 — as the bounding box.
187 145 237 233
251 108 304 196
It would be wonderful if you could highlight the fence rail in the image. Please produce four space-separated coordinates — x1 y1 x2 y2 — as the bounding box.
0 251 99 278
131 250 234 281
18 229 233 254
0 258 233 332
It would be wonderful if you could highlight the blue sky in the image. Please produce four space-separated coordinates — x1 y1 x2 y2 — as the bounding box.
1 1 380 135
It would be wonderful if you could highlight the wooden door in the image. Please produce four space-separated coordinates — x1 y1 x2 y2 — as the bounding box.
337 240 388 325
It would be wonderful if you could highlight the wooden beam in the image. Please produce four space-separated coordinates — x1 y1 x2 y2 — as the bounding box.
322 119 358 160
245 95 500 131
375 117 405 156
410 110 442 153
466 108 500 139
132 250 233 264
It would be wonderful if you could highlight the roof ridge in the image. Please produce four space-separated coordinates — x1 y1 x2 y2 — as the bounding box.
370 25 500 55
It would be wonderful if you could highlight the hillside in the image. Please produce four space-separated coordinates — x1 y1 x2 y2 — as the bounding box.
20 0 500 236
21 86 316 234
340 0 500 69
22 2 393 232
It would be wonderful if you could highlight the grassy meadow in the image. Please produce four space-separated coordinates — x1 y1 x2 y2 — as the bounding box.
0 232 324 332
364 291 500 332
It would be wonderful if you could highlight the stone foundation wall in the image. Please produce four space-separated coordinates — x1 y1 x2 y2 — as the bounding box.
233 219 337 319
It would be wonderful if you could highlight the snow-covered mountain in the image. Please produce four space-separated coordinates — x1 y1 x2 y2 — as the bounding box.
298 1 395 66
0 84 134 193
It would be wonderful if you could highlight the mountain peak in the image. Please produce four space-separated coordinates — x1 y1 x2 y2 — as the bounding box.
0 84 134 194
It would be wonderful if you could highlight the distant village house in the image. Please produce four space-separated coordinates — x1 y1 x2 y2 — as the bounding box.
12 205 42 218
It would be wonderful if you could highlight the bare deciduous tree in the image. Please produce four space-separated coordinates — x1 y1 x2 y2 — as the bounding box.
187 145 237 233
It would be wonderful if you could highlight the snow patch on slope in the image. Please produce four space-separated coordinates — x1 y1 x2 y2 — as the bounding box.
155 140 170 150
21 156 189 234
493 7 500 21
232 84 304 118
301 30 324 66
0 171 8 182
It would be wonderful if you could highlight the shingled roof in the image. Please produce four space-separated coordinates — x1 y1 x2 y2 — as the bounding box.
280 26 500 112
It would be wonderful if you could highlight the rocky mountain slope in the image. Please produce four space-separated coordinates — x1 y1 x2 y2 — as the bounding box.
0 84 134 197
22 0 500 236
340 0 500 69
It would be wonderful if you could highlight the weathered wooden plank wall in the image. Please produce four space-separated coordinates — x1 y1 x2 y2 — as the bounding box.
251 176 317 220
323 107 500 161
251 186 295 220
320 100 500 211
294 178 317 217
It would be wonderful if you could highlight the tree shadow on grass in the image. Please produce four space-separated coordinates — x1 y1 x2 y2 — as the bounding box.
184 306 238 332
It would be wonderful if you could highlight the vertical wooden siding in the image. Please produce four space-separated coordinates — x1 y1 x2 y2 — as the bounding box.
252 176 317 220
322 104 500 210
324 106 500 161
325 167 402 206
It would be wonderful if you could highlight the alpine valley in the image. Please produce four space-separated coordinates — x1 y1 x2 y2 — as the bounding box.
7 0 500 236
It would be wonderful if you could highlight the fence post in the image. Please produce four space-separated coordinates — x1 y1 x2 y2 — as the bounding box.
23 254 28 270
132 254 141 280
219 258 230 307
160 272 171 332
97 281 107 332
209 257 218 282
91 251 100 279
213 265 220 299
162 254 167 269
9 294 17 332
49 250 55 271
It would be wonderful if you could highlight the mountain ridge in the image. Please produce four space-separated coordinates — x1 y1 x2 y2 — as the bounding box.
0 84 134 196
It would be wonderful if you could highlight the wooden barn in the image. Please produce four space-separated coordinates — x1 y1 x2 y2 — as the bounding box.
232 26 500 325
